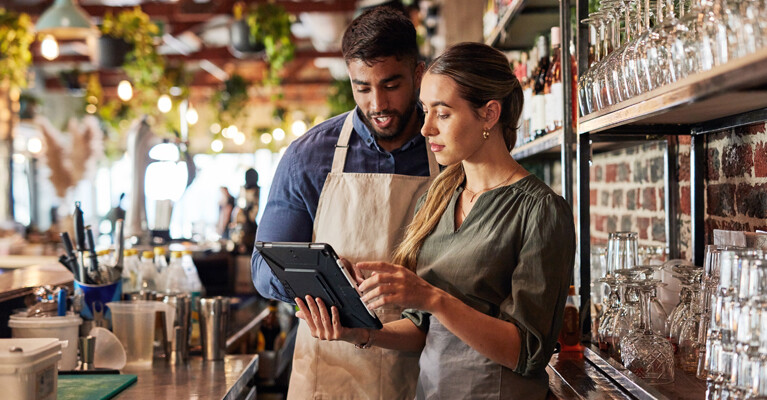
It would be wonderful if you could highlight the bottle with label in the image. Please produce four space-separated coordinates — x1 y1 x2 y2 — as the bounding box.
559 285 583 352
181 250 204 346
164 251 189 294
545 27 564 133
530 35 549 140
121 249 141 294
139 250 158 292
154 247 169 292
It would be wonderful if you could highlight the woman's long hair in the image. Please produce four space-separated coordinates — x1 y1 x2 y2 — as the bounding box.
392 42 524 270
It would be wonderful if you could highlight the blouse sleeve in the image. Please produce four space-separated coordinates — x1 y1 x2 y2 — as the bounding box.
501 194 575 377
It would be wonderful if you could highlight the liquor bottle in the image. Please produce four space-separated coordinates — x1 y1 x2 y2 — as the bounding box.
530 35 549 140
559 285 583 352
545 27 563 133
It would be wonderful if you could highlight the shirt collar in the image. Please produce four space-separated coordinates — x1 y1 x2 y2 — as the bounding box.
352 107 424 154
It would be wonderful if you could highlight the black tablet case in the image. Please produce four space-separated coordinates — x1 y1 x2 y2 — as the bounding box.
255 242 383 329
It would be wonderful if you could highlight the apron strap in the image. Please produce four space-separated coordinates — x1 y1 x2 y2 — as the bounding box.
331 112 356 173
332 110 440 177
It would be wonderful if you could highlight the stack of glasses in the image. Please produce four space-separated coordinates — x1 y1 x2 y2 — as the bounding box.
578 0 767 116
699 246 767 399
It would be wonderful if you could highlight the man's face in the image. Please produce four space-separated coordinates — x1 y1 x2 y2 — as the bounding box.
347 56 423 143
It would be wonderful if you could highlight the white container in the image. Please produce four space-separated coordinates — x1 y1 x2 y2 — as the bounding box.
0 338 61 400
9 313 82 370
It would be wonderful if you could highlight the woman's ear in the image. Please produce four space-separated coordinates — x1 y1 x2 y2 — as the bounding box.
482 100 502 130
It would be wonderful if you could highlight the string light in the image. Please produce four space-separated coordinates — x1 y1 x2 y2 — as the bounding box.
41 35 59 60
186 106 199 125
157 94 172 113
272 128 285 141
291 120 307 136
117 80 133 102
211 139 224 152
260 133 273 144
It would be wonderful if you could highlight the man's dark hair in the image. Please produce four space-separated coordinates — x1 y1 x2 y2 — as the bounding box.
341 6 418 66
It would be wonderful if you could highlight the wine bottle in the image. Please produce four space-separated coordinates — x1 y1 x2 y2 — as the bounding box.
530 35 549 140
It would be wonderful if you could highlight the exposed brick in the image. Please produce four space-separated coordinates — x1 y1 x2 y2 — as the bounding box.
634 160 648 183
606 164 618 183
707 148 720 181
680 185 691 215
606 216 618 233
590 167 596 182
625 146 636 155
652 217 666 242
722 144 754 178
650 157 664 183
621 215 632 232
678 136 692 145
618 163 631 182
637 217 651 240
659 189 665 210
710 129 732 142
590 189 598 206
678 152 690 182
627 189 637 210
601 191 610 207
737 122 766 136
707 183 736 217
595 215 606 232
595 165 603 182
736 183 767 219
755 143 767 178
642 187 657 211
613 189 624 208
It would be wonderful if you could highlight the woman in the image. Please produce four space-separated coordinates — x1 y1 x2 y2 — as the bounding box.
296 42 575 399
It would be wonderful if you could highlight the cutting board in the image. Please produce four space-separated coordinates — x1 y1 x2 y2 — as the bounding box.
58 374 137 400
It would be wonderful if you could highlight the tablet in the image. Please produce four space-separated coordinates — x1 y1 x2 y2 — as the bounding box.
255 242 383 329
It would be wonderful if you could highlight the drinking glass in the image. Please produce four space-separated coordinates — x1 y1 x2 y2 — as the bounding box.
620 278 675 384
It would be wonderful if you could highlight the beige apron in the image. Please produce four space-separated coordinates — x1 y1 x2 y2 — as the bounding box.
287 112 439 400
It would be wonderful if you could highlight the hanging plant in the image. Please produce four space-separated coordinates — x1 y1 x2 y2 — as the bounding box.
0 9 34 89
100 7 165 94
213 73 250 126
328 79 356 116
236 2 295 86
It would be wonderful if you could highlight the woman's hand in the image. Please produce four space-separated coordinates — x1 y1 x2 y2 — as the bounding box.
295 296 370 345
356 262 443 312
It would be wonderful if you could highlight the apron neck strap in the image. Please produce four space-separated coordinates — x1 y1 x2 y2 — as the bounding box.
331 112 355 173
331 110 440 177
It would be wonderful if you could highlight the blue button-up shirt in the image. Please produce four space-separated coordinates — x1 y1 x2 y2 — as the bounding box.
251 107 430 302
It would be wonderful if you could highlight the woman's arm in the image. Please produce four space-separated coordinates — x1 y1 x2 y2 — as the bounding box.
357 263 522 369
295 296 426 352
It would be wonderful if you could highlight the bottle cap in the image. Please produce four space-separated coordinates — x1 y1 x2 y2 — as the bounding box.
551 26 561 47
182 250 193 255
142 251 154 259
171 251 182 258
154 247 166 255
568 285 576 296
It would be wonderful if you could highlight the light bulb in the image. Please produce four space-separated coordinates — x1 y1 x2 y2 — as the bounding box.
233 131 246 145
223 125 236 138
210 123 221 134
291 120 307 137
157 94 172 113
272 128 286 141
260 133 273 144
186 106 199 125
27 137 43 154
41 35 59 60
211 139 224 152
117 80 133 102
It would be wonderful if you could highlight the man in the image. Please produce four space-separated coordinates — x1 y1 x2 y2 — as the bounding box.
251 6 438 399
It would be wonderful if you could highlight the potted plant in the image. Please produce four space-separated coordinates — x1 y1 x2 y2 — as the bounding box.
98 7 165 91
232 2 295 86
230 3 265 55
213 73 250 126
0 8 34 89
18 92 40 120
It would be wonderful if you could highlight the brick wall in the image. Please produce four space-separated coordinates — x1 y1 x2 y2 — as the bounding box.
703 122 767 241
588 142 668 248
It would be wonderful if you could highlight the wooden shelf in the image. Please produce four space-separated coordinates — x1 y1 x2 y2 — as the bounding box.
511 129 563 160
579 48 767 134
485 0 560 51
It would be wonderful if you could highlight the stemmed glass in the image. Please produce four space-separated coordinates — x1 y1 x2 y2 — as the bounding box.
620 278 675 384
598 232 639 356
579 11 608 115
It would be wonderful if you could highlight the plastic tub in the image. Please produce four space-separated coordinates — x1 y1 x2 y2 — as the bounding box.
0 338 61 400
9 313 82 370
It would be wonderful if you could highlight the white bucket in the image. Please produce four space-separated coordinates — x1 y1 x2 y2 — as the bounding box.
0 338 61 400
9 313 82 370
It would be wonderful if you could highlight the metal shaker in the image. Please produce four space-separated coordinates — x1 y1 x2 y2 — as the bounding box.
197 297 230 361
161 293 191 365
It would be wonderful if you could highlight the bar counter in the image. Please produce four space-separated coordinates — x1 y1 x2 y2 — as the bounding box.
547 344 707 399
117 354 258 399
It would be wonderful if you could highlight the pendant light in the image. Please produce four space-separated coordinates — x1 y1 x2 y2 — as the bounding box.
35 0 95 40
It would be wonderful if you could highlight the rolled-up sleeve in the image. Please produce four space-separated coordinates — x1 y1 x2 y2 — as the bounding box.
251 145 315 303
501 195 575 377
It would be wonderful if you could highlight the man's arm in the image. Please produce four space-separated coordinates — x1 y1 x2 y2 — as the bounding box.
251 146 315 303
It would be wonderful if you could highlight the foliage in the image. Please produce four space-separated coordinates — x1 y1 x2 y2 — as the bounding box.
238 2 295 86
101 7 165 93
0 9 34 89
328 79 356 116
213 74 250 126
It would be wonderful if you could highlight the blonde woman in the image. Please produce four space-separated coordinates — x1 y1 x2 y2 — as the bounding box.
296 42 576 399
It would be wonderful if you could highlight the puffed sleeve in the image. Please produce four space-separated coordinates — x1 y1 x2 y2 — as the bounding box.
501 194 575 377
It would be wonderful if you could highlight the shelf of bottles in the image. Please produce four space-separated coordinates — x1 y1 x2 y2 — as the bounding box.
576 0 767 135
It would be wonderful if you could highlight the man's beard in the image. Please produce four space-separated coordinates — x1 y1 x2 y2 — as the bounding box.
361 98 417 144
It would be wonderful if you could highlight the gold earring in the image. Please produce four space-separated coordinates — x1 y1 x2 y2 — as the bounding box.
482 130 490 139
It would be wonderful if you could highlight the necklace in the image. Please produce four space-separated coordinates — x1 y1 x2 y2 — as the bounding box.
459 169 518 220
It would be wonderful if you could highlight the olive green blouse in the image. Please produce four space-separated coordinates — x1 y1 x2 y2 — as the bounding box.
403 174 576 377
